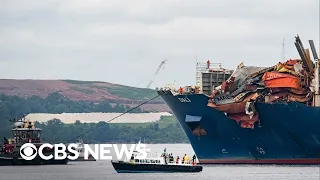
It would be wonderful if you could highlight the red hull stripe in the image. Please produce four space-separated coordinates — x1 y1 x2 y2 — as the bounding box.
200 159 320 164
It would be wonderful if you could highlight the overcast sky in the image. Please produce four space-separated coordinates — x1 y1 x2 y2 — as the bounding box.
0 0 319 89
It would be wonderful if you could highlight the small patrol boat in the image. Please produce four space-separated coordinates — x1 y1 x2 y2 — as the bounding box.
69 138 96 161
0 115 69 165
111 151 203 173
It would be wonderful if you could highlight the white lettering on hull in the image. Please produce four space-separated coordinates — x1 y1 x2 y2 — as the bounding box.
178 97 191 103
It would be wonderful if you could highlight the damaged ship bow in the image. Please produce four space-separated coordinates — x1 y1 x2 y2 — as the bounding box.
157 35 320 164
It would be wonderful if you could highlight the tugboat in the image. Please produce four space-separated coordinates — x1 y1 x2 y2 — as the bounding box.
69 138 96 161
0 115 69 165
111 150 203 173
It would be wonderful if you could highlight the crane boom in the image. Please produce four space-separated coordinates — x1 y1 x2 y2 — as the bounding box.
146 59 167 88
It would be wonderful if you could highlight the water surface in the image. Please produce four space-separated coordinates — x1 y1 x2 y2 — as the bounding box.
0 144 319 180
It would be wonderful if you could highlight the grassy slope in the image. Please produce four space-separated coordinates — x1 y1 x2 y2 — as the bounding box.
63 79 159 100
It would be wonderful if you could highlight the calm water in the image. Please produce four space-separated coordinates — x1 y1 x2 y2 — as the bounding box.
0 144 319 180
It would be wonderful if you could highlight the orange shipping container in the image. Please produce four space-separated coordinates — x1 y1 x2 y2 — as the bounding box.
262 71 298 81
264 77 301 89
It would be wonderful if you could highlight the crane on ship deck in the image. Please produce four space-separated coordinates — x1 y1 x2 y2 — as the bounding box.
146 59 167 89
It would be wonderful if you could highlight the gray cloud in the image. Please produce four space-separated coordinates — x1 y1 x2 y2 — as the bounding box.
0 0 319 88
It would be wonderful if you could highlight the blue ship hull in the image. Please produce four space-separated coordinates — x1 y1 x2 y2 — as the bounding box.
158 90 320 164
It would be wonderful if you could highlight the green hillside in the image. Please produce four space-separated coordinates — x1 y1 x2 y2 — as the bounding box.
63 79 159 100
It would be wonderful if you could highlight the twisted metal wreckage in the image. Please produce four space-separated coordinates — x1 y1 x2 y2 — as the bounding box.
208 35 320 129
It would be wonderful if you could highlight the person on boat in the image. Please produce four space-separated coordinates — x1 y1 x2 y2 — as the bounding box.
176 156 180 164
172 154 174 163
130 154 134 163
169 153 174 163
161 148 166 157
163 153 167 164
185 154 190 164
182 154 186 164
192 154 196 165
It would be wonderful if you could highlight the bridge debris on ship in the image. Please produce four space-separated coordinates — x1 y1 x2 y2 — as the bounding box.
206 35 319 129
158 35 320 130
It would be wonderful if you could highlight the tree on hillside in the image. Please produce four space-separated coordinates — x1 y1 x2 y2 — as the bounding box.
54 104 68 113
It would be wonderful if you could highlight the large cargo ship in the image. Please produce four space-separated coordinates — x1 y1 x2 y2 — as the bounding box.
157 35 320 164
